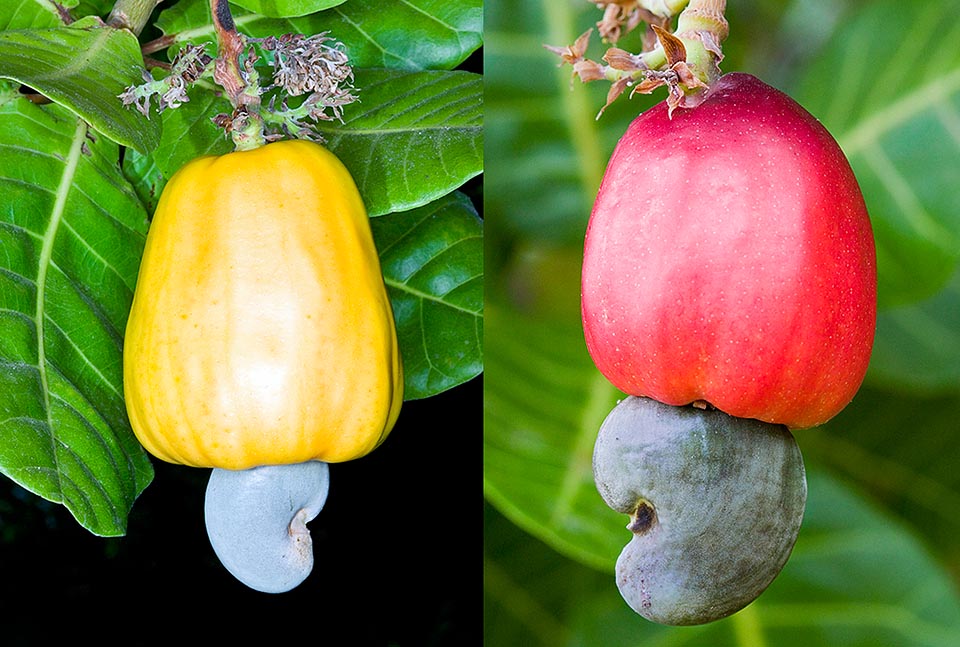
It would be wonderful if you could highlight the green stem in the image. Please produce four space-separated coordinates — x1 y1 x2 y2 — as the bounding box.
209 0 265 150
731 604 768 647
107 0 163 36
675 0 728 84
638 0 690 19
543 0 605 194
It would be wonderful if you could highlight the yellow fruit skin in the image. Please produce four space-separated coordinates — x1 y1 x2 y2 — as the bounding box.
123 140 403 469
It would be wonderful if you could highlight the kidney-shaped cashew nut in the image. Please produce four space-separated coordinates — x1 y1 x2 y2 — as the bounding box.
204 460 330 593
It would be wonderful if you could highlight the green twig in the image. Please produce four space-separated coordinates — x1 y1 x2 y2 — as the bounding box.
107 0 163 36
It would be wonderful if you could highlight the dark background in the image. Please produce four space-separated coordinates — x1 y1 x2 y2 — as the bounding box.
0 374 481 645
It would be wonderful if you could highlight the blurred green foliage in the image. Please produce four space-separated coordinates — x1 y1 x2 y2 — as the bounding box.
484 0 960 644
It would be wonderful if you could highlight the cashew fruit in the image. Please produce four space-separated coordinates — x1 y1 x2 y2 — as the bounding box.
581 72 876 429
123 140 403 469
593 396 806 625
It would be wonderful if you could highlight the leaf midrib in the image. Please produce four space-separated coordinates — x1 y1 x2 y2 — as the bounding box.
34 116 87 497
384 276 481 315
839 67 960 154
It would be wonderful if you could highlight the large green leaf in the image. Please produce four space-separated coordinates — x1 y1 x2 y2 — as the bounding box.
319 68 482 217
315 0 482 70
372 192 483 400
0 95 153 537
802 386 960 571
867 264 960 393
0 17 161 154
485 0 662 245
157 0 481 71
0 0 76 29
229 0 345 19
486 469 960 646
794 0 960 307
484 301 622 570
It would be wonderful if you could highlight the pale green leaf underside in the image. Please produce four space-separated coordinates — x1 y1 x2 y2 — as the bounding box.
796 0 960 308
372 192 483 400
0 18 161 154
0 97 153 536
866 264 960 393
158 0 481 71
485 470 960 646
484 301 623 570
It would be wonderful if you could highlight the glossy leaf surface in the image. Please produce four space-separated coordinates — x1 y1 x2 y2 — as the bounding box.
0 97 153 536
156 0 481 71
372 191 483 399
320 68 483 217
0 18 160 153
228 0 345 19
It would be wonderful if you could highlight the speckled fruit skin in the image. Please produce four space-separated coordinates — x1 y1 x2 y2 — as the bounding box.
581 73 876 429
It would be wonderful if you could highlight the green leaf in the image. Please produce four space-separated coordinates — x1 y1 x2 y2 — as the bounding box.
121 143 165 216
228 0 346 20
866 264 960 393
486 470 960 646
485 0 661 245
484 301 622 570
802 386 960 571
296 0 482 70
0 17 161 154
319 68 483 217
484 499 612 646
0 0 77 29
372 192 483 400
0 97 153 537
794 0 960 307
157 0 481 71
72 2 113 21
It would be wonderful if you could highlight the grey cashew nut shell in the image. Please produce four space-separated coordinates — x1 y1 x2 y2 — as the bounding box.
204 460 330 594
593 396 807 625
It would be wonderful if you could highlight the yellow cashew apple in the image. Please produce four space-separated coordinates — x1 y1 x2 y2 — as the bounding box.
123 140 403 470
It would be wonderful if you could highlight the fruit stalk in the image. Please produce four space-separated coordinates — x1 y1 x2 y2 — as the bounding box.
675 0 727 84
107 0 162 35
209 0 266 150
639 0 691 18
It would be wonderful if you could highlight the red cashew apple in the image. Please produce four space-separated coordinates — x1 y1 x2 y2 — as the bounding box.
581 73 876 429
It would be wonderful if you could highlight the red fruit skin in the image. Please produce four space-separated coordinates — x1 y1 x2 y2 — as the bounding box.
581 73 876 429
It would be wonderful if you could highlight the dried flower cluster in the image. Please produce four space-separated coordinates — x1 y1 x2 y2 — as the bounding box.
258 32 359 140
119 45 212 117
587 0 670 44
547 0 727 117
119 31 359 142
